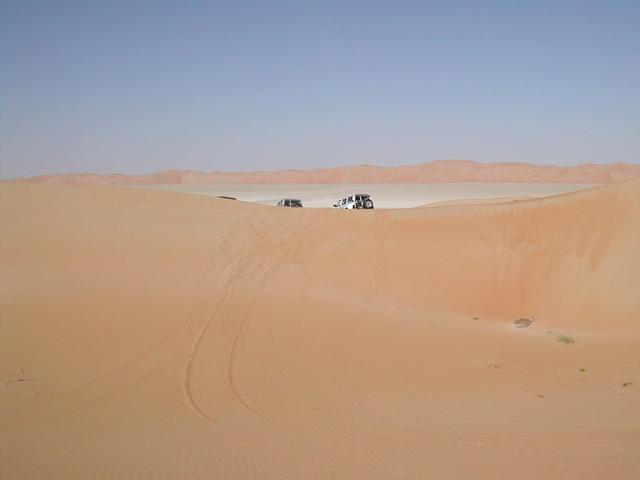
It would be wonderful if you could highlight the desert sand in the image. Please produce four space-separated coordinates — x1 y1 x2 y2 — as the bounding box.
1 178 639 479
7 159 640 185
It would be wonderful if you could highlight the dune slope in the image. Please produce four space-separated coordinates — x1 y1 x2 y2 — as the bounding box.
8 159 640 185
1 180 639 479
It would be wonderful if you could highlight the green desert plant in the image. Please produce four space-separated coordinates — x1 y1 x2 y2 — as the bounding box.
557 334 575 344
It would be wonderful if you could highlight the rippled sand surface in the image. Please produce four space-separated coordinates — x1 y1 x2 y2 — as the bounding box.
2 179 639 479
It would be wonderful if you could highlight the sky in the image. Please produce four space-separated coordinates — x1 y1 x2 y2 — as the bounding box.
1 1 639 178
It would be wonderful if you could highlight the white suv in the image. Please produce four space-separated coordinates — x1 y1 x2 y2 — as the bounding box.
333 194 374 210
277 199 303 208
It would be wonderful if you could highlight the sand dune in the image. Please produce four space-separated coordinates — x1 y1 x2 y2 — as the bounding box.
1 179 639 479
416 195 534 207
7 159 640 185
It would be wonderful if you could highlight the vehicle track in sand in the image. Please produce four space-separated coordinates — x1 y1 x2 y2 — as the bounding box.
181 217 259 428
182 215 289 426
183 211 326 426
225 212 331 421
372 210 392 298
2 230 240 427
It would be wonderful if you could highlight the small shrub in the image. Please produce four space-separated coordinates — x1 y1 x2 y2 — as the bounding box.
513 317 534 328
557 334 575 344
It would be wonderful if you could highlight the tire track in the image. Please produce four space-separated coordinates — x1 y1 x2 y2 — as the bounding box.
181 218 257 427
224 214 305 416
225 212 331 420
183 213 292 426
372 211 392 297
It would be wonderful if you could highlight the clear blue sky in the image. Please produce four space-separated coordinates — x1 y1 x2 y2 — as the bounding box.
1 1 638 177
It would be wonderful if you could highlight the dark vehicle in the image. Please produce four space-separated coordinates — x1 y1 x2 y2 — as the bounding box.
333 194 374 210
277 199 303 208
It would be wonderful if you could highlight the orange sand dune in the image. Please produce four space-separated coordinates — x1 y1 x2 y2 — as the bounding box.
8 159 640 185
417 195 534 207
1 179 639 479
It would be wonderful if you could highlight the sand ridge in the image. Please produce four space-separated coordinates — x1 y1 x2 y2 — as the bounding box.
6 159 640 185
1 179 639 478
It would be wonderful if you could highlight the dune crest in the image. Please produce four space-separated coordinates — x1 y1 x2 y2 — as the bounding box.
1 179 639 478
7 159 640 185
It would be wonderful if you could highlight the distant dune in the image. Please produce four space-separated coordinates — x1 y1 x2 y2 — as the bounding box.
1 178 639 478
7 159 640 185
